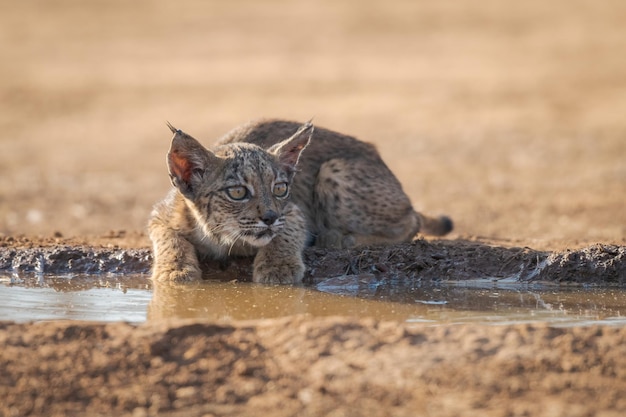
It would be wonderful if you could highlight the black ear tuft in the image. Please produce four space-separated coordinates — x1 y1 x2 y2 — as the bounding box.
166 121 179 134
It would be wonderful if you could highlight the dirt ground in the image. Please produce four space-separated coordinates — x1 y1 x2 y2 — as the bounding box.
2 318 626 417
1 0 626 416
1 0 624 246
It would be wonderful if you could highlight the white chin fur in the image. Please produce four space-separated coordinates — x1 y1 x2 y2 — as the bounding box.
244 233 275 248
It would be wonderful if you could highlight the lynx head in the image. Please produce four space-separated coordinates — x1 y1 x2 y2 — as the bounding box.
165 122 312 248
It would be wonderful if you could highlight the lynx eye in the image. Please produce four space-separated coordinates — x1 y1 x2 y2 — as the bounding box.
225 186 249 201
273 182 289 198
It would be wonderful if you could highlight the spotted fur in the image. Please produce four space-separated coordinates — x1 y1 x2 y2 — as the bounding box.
149 119 452 284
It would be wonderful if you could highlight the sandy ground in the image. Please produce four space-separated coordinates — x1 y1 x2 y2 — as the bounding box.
2 318 626 417
1 0 626 415
0 0 624 247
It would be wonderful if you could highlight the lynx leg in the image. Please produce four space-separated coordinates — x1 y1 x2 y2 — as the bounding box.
149 219 202 283
313 158 420 248
253 203 308 284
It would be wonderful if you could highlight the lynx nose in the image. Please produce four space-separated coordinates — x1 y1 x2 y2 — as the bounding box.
260 210 279 226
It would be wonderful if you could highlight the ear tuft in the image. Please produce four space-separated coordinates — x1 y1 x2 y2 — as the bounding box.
166 121 179 134
269 122 313 171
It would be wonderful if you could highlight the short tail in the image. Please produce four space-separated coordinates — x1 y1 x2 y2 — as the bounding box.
417 213 453 236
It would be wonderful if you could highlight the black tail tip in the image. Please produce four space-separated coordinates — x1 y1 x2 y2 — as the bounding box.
439 215 454 235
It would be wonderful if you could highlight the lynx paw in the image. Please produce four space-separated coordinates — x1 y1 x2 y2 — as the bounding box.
252 257 305 285
152 265 202 283
316 230 356 249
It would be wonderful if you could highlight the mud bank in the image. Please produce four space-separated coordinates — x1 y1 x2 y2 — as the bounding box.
1 239 624 285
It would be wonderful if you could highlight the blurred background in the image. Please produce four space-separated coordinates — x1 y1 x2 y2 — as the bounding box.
0 0 624 247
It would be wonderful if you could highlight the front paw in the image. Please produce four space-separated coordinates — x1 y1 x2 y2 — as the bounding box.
252 257 305 285
152 265 202 283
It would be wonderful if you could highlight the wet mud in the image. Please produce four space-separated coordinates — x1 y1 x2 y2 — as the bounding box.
1 239 624 285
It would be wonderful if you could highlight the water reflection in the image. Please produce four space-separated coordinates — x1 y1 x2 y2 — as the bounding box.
0 274 151 322
317 274 626 321
2 273 626 326
148 281 428 321
148 278 626 326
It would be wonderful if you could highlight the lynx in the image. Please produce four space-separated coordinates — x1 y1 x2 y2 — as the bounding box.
149 119 452 284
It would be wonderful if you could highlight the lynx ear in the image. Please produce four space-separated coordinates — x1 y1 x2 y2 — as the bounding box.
166 124 219 197
268 122 313 172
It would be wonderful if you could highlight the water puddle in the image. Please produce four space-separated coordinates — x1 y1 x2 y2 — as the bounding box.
0 275 151 323
1 274 625 326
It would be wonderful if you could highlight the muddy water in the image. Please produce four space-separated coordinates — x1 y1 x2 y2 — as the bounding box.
1 274 625 326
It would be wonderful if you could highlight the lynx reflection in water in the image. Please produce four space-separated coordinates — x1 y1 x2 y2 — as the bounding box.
148 280 426 322
2 274 626 326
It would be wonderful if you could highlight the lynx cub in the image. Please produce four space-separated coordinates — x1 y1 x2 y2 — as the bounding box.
149 119 452 284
